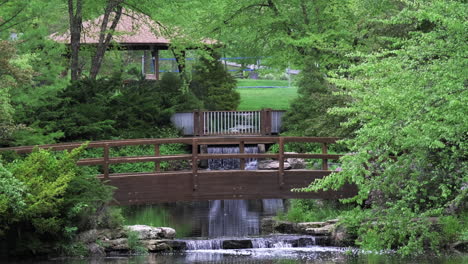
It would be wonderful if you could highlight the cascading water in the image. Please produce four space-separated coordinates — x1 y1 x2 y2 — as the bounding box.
206 145 283 238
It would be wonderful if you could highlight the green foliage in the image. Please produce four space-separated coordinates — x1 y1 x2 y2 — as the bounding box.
277 199 350 223
0 40 33 144
307 0 468 255
24 74 198 142
109 143 188 173
123 205 191 238
190 53 240 110
126 230 147 254
282 60 352 137
0 147 121 256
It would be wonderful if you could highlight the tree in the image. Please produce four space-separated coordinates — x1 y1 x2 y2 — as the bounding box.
307 0 468 254
68 0 83 81
0 40 32 145
190 53 240 110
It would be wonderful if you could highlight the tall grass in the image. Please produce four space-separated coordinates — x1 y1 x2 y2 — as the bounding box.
276 199 351 222
122 205 192 238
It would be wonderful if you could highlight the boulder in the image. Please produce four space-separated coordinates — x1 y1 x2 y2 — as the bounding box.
143 240 187 252
296 222 327 231
77 228 125 243
102 238 129 252
87 242 106 256
305 225 334 236
274 221 297 234
260 217 276 234
126 225 176 240
222 239 253 249
285 152 306 169
258 160 291 170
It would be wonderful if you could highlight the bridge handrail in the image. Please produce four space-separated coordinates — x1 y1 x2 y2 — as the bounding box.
0 137 342 188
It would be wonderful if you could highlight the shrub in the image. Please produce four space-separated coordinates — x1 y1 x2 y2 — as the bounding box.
16 74 199 143
0 146 121 256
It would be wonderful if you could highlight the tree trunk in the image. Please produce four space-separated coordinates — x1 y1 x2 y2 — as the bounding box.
68 0 83 81
89 0 123 80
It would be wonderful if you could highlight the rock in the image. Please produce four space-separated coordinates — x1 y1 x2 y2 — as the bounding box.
222 240 253 249
126 225 176 240
305 225 334 236
296 222 327 231
329 225 354 247
297 237 316 247
274 221 297 234
260 217 276 234
144 240 187 252
258 160 292 170
285 152 306 169
314 236 332 246
87 242 106 256
102 238 129 252
326 219 339 224
77 228 125 243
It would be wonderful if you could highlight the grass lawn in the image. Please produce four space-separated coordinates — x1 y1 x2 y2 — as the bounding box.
236 79 290 87
237 87 298 110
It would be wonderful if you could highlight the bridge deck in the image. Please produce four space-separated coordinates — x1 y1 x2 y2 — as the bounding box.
104 170 356 205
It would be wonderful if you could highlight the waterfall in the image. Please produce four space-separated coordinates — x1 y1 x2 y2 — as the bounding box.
206 145 283 238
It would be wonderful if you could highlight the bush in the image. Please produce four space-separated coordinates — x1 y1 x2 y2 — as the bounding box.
0 146 121 256
14 74 200 143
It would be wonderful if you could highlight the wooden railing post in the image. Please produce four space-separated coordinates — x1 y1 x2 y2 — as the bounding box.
199 110 205 136
260 109 266 135
322 143 328 170
278 137 285 188
239 140 245 170
154 144 160 172
103 144 110 180
192 138 198 190
193 110 199 136
265 108 272 135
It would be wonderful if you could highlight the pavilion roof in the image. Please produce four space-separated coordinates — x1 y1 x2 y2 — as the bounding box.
50 9 215 48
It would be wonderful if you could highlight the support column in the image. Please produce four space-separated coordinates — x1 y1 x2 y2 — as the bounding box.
151 47 160 80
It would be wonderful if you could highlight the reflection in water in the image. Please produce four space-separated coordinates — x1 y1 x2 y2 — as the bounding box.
8 250 467 264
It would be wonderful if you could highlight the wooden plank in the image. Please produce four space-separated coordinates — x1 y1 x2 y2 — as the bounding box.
107 154 192 164
284 153 342 160
322 143 328 170
198 153 278 160
239 141 245 170
283 137 340 143
103 144 110 179
278 137 285 187
77 158 104 166
105 170 357 205
192 138 198 190
154 144 160 172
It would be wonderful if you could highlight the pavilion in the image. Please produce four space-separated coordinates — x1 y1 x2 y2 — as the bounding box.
51 9 215 80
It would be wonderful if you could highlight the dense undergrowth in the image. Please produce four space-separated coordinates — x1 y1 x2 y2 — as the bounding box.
0 147 123 257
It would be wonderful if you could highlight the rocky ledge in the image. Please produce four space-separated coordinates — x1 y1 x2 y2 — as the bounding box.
77 225 181 255
261 218 353 247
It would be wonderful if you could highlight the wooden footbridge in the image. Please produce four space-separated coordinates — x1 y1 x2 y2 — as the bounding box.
0 136 356 205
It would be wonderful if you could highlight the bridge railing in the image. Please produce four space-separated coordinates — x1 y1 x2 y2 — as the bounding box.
171 109 285 136
0 137 341 190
